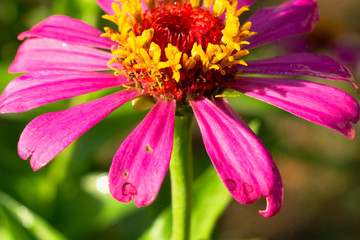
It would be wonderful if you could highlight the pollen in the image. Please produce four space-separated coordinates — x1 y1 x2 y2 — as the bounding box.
102 0 256 104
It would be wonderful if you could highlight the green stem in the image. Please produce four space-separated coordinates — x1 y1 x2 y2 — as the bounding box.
170 114 194 240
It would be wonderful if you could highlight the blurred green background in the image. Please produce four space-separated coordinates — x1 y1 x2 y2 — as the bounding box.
0 0 359 239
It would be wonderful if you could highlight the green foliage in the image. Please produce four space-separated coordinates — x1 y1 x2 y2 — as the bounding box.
0 192 66 240
140 166 232 240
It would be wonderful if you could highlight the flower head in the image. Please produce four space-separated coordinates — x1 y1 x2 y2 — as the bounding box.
1 0 359 217
102 0 253 104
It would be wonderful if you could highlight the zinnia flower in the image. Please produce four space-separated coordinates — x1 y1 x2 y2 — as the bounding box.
1 0 359 218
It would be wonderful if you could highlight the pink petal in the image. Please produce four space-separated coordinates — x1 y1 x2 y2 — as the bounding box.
9 38 112 73
97 0 117 14
109 98 175 207
191 96 283 217
238 0 256 9
230 77 360 139
213 97 283 217
18 15 113 49
18 90 140 171
236 53 357 89
0 70 127 113
96 0 148 15
246 0 319 49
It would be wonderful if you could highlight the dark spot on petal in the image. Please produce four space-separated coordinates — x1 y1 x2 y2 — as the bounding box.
242 183 254 196
145 144 153 153
225 179 236 191
123 170 128 179
122 182 137 196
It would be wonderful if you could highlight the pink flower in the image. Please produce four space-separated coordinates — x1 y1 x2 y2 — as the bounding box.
1 0 359 217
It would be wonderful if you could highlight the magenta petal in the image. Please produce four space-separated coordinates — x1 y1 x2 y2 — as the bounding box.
18 90 140 171
191 97 283 217
109 99 175 206
213 97 283 217
231 77 360 139
96 0 147 14
246 0 319 49
96 0 117 14
236 53 357 89
9 38 112 73
238 0 256 9
18 15 113 49
0 70 127 113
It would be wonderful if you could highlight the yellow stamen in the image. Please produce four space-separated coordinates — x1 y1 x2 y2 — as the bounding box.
203 0 213 10
190 0 201 8
212 0 229 17
122 84 137 90
215 94 241 98
163 44 183 82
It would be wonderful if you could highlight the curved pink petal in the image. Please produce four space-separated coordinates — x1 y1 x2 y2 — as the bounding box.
230 77 360 139
109 98 175 206
213 97 283 217
9 38 112 73
96 0 148 15
246 0 319 49
18 90 140 171
0 70 127 113
18 15 113 49
236 53 358 89
191 96 283 217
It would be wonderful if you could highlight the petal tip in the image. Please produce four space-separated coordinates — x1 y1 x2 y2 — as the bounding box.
109 179 135 204
30 160 44 171
18 32 27 40
258 189 284 218
345 126 356 140
8 62 18 74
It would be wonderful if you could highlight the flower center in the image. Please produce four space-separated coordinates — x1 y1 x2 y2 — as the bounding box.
136 3 223 55
102 0 255 105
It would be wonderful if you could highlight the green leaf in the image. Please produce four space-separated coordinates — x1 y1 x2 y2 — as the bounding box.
81 172 138 229
139 166 232 240
138 209 172 240
0 192 67 240
190 167 232 239
0 206 34 240
247 118 261 134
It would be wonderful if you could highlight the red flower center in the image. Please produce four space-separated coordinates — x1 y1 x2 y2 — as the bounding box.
130 3 231 103
135 3 223 55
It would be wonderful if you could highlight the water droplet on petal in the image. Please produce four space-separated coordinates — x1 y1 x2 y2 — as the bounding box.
62 42 67 47
225 179 237 191
122 182 137 196
243 183 254 196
